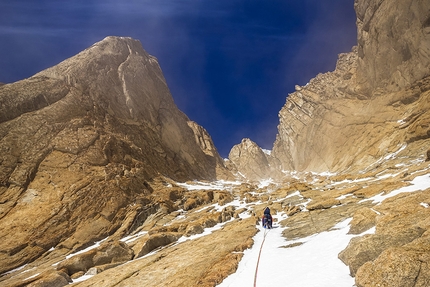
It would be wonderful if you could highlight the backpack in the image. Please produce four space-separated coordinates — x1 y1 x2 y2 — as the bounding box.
262 213 272 228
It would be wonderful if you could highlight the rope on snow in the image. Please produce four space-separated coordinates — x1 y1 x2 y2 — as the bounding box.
253 228 270 287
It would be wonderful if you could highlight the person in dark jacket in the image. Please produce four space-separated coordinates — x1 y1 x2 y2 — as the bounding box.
262 207 273 229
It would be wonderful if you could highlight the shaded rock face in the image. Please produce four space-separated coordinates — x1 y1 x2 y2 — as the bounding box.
355 0 430 94
228 0 430 177
0 36 229 273
268 0 430 174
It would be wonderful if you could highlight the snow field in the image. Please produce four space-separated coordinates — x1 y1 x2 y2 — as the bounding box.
217 215 357 287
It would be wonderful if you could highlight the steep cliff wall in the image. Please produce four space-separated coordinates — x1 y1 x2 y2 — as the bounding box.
355 0 430 94
0 36 229 272
270 0 430 174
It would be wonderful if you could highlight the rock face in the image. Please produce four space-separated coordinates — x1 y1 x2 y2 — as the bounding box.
268 0 430 174
0 36 229 274
227 138 280 180
355 0 430 94
340 188 430 286
228 0 430 178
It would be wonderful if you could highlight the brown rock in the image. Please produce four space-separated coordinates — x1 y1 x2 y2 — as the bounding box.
228 138 270 180
185 224 205 236
72 217 258 287
281 201 373 240
348 207 377 234
0 36 231 273
340 188 430 277
27 271 71 287
307 198 341 210
57 241 133 276
355 0 430 93
270 0 430 174
135 232 181 258
285 205 301 217
355 248 424 287
339 230 424 277
228 138 282 180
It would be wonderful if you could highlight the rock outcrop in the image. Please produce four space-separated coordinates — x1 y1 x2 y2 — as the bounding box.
228 0 430 178
355 0 430 94
269 0 430 174
227 138 281 180
0 36 229 274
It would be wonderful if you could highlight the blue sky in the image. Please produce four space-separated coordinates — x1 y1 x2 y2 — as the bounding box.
0 0 357 157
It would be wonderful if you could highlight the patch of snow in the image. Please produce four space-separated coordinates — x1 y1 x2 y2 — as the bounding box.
365 226 376 235
218 216 356 287
336 194 353 200
258 178 274 189
282 170 300 179
370 208 381 215
420 202 429 208
194 205 213 213
374 172 400 180
0 264 27 276
121 231 148 244
177 218 235 243
311 171 337 177
262 149 271 156
328 176 373 187
238 211 252 219
66 237 108 259
24 273 40 281
384 144 407 161
72 274 94 283
361 174 430 204
176 180 242 191
212 199 247 212
237 171 246 179
285 191 302 198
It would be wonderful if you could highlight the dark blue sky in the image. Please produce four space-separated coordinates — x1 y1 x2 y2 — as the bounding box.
0 0 357 157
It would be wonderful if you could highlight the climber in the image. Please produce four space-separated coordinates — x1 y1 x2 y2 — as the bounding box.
261 207 273 229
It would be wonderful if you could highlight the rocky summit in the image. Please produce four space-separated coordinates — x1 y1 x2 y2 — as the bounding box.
1 0 430 286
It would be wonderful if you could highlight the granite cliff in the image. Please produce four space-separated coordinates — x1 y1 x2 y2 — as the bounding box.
230 0 430 177
0 36 230 275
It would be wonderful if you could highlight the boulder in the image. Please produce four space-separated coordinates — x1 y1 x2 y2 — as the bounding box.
285 205 301 217
307 198 341 210
348 207 377 234
355 247 426 287
339 231 424 276
57 241 134 276
27 271 71 287
135 233 181 258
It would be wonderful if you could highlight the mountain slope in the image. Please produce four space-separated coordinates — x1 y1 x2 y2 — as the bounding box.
0 36 229 274
228 0 430 178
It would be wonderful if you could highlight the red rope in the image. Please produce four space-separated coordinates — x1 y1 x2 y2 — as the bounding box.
254 228 270 287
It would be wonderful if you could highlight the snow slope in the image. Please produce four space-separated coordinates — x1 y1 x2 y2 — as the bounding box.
218 215 358 287
218 172 430 287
